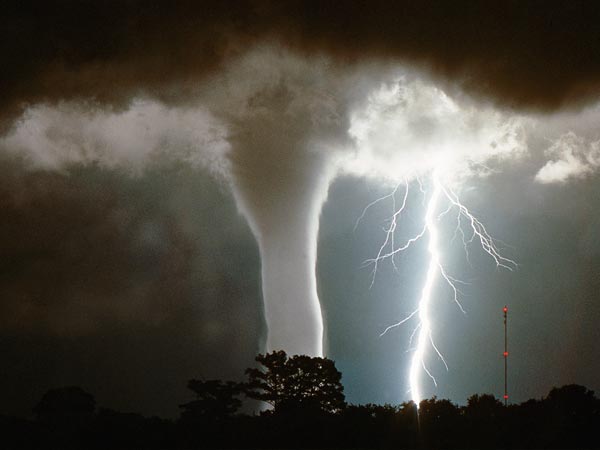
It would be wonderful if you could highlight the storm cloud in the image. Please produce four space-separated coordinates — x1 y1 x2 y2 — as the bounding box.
2 0 600 131
1 0 600 418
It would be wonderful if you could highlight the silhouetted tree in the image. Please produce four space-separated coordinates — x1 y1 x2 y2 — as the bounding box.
33 386 95 423
9 369 600 450
418 397 461 448
508 398 545 448
463 394 505 448
244 350 345 414
342 404 402 448
542 384 600 448
397 401 419 448
465 393 503 419
32 387 96 448
344 403 399 422
179 379 242 421
545 383 598 416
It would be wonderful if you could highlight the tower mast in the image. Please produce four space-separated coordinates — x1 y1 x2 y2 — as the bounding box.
503 305 508 406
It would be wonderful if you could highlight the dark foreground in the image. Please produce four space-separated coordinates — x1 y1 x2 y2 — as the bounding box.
3 384 599 449
2 352 599 449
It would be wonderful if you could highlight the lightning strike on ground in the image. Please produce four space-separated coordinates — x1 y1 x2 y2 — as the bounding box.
360 171 517 407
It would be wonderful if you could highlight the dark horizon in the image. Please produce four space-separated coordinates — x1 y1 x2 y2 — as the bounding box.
2 351 599 449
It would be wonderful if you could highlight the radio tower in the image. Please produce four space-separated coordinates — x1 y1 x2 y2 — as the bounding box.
503 305 508 406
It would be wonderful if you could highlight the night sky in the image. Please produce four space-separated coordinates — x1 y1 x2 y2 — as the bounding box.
1 1 600 418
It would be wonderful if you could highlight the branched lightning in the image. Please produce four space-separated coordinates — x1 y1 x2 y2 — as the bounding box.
360 171 516 407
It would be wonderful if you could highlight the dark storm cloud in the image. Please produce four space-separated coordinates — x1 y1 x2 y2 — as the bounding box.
2 0 600 130
0 160 263 417
0 161 194 335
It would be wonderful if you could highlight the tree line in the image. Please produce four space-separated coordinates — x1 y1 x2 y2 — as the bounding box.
2 350 599 449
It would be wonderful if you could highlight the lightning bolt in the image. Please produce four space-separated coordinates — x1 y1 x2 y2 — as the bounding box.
361 171 516 407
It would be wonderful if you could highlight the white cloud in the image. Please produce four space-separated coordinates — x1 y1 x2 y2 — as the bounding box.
344 76 527 185
535 132 600 184
1 100 231 179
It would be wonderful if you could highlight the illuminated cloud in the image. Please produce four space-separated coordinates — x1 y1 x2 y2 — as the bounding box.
535 132 600 184
344 76 527 184
1 101 230 178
